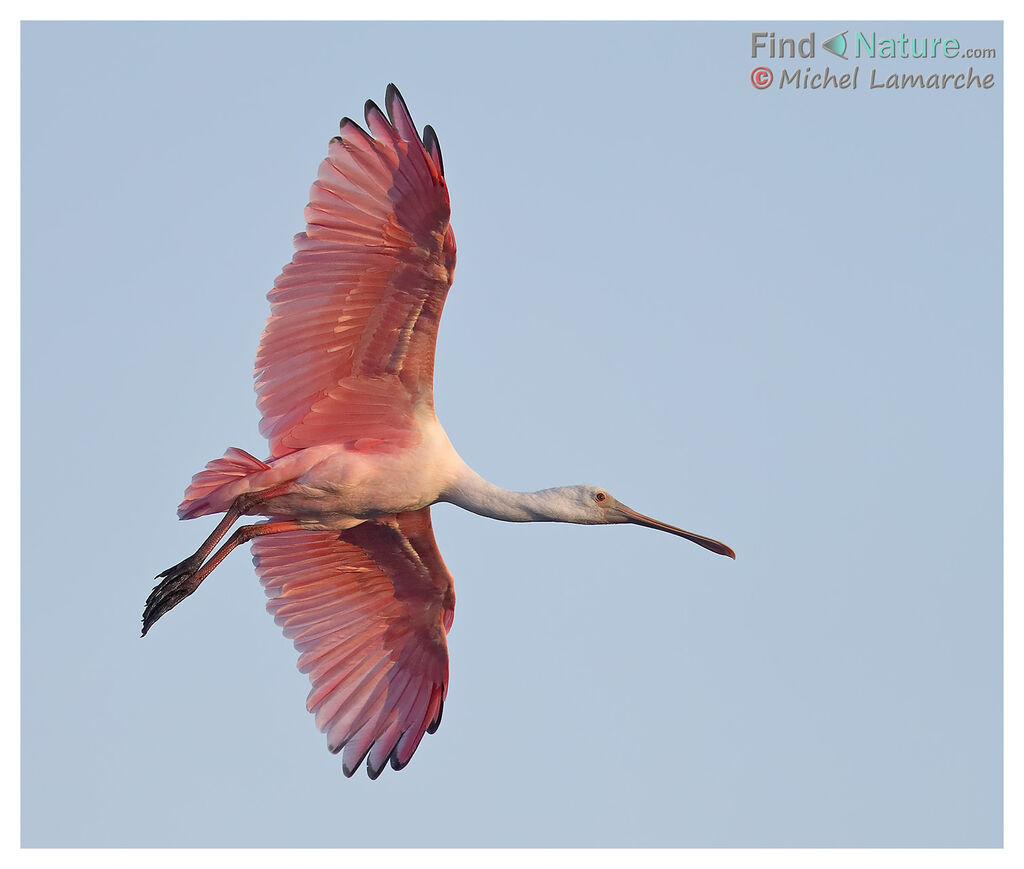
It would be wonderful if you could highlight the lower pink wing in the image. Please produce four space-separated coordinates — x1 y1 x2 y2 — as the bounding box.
251 508 455 778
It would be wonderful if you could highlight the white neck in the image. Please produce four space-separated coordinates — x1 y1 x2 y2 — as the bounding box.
442 467 573 523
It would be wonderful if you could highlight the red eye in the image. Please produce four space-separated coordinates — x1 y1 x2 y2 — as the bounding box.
595 492 607 502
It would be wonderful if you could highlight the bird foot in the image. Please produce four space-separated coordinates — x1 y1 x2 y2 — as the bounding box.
141 555 205 637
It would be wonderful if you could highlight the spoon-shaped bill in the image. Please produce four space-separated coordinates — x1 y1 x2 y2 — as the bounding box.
616 503 736 559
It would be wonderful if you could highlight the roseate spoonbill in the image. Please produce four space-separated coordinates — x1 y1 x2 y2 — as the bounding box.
142 84 734 779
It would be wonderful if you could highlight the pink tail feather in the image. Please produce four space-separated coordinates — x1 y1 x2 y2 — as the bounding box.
178 447 270 519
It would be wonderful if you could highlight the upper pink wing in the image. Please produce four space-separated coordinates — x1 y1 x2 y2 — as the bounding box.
252 507 455 778
255 84 457 459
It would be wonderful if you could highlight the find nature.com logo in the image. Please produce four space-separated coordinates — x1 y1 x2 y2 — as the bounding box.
749 28 997 91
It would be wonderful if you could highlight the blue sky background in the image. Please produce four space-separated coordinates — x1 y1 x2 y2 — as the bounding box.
21 20 1002 847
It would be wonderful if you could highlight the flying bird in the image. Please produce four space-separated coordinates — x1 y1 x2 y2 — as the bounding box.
143 84 734 779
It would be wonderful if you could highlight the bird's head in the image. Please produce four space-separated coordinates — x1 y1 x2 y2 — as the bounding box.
550 485 735 559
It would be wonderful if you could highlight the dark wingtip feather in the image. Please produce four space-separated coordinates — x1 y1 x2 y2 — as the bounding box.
364 98 386 128
384 83 426 150
338 116 373 146
423 124 444 177
426 694 444 734
384 84 410 123
385 732 411 772
366 755 385 780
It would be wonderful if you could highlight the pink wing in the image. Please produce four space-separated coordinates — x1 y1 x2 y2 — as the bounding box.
252 507 455 779
256 84 457 459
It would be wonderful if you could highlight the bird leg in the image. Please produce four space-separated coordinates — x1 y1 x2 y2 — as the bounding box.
142 485 299 637
142 519 300 636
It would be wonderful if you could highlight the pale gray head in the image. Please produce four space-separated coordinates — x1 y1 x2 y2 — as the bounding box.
544 484 735 559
